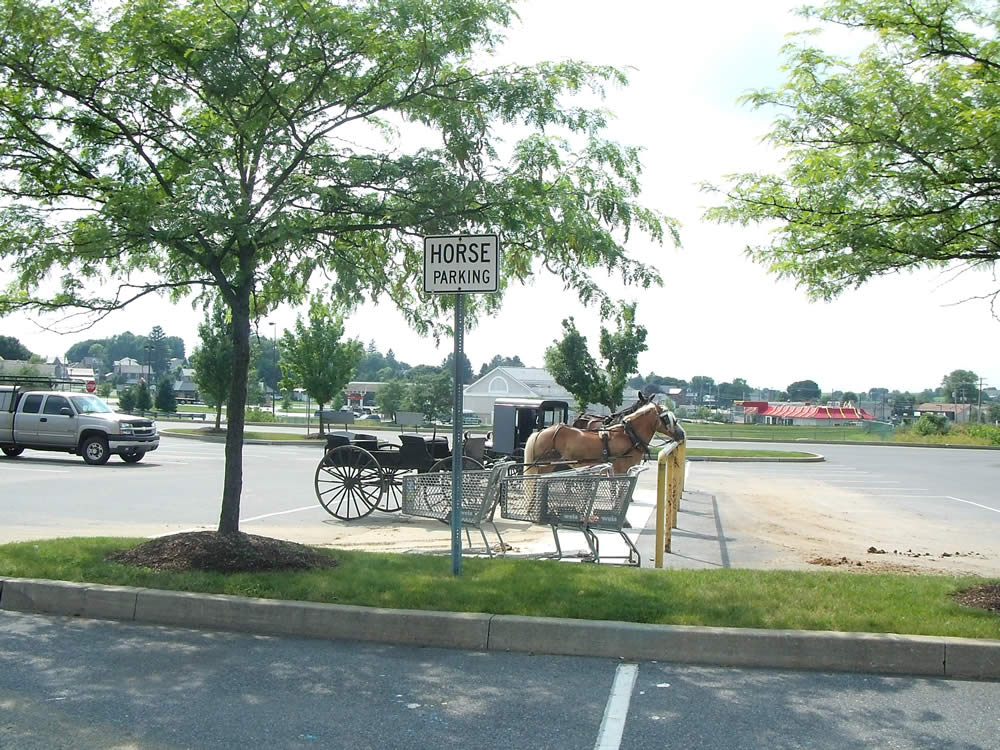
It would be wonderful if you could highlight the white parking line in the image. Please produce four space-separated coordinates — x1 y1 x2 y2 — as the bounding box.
594 663 638 750
0 466 70 474
946 495 1000 514
240 505 318 523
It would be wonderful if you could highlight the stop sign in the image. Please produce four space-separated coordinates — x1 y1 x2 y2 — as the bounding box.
86 380 96 393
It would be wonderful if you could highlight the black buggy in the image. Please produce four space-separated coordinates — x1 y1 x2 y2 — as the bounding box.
314 430 486 521
312 398 571 522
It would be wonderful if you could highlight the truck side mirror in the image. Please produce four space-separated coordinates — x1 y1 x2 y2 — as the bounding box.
60 407 73 417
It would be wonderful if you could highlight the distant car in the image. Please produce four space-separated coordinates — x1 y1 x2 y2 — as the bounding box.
356 413 382 423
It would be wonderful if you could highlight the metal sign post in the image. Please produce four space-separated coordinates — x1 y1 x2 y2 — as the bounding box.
450 295 465 576
423 234 499 576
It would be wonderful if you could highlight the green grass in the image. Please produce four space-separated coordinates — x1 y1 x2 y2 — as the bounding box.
1 538 997 639
686 448 816 458
162 428 317 441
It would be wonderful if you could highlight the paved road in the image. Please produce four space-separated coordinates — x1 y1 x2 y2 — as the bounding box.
2 433 999 569
684 440 1000 572
2 610 998 750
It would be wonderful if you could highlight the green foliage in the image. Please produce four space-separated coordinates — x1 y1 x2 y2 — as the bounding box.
0 335 32 360
689 375 715 403
964 424 1000 446
279 297 363 417
989 404 1000 424
97 382 112 398
787 380 821 401
441 352 474 385
544 317 605 413
190 303 233 428
597 302 648 410
245 407 276 423
478 354 524 378
135 381 153 413
941 369 980 404
147 326 170 380
118 387 136 413
403 370 452 421
706 0 1000 305
376 379 407 420
154 376 177 412
914 413 950 436
0 0 674 533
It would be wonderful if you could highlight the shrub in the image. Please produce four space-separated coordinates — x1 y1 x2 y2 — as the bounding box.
246 407 275 423
913 413 949 436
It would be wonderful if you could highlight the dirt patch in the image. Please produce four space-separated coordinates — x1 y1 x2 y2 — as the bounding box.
953 584 1000 613
699 468 1000 577
106 531 337 573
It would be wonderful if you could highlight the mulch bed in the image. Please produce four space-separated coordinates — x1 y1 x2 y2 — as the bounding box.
952 584 1000 614
106 531 338 573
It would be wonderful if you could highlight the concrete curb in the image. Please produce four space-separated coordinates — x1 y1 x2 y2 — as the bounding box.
2 577 998 680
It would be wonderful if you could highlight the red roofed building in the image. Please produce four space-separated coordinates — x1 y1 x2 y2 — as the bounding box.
741 401 874 426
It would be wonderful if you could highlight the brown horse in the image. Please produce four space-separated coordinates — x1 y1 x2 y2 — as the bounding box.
572 391 650 431
524 401 685 475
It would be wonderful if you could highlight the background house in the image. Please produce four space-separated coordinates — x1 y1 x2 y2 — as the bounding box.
913 403 980 424
463 366 633 423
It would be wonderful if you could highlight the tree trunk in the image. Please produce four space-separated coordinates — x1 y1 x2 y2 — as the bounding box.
215 404 222 430
217 290 252 536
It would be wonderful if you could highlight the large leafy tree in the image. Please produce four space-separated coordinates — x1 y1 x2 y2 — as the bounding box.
787 379 821 401
0 0 673 535
0 335 32 360
279 297 363 432
941 369 980 404
706 0 1000 310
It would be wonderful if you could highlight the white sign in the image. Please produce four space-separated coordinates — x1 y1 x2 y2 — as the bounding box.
423 234 499 294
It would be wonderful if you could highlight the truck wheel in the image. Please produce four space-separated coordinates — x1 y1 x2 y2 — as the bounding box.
120 449 144 464
1 446 24 457
81 436 111 465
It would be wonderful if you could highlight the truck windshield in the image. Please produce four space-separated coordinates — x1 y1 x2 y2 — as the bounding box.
69 395 113 414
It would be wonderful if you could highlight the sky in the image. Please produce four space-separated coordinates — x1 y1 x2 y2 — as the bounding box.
2 0 998 395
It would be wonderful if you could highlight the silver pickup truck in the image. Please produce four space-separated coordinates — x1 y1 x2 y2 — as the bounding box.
0 385 159 464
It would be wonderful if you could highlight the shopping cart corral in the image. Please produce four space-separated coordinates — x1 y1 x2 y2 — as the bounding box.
401 461 647 564
501 465 647 566
401 461 517 557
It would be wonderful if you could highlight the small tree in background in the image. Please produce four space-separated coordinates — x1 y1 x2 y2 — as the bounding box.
135 381 153 414
155 376 177 413
191 303 234 430
376 379 407 422
118 387 136 413
544 318 605 414
279 297 364 434
597 302 648 410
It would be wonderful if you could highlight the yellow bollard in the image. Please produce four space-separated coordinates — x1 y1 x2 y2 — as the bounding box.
655 442 680 568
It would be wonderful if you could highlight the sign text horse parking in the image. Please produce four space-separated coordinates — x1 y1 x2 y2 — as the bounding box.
423 234 499 293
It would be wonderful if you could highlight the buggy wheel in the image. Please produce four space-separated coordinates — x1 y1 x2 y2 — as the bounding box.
315 445 381 520
429 456 483 472
373 445 409 513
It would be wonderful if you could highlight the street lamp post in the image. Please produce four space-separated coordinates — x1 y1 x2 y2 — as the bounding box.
143 343 154 415
270 322 277 418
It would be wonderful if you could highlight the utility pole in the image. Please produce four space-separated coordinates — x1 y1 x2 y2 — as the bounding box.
978 377 984 424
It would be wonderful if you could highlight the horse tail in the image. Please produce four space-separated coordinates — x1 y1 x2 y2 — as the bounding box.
523 431 540 474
